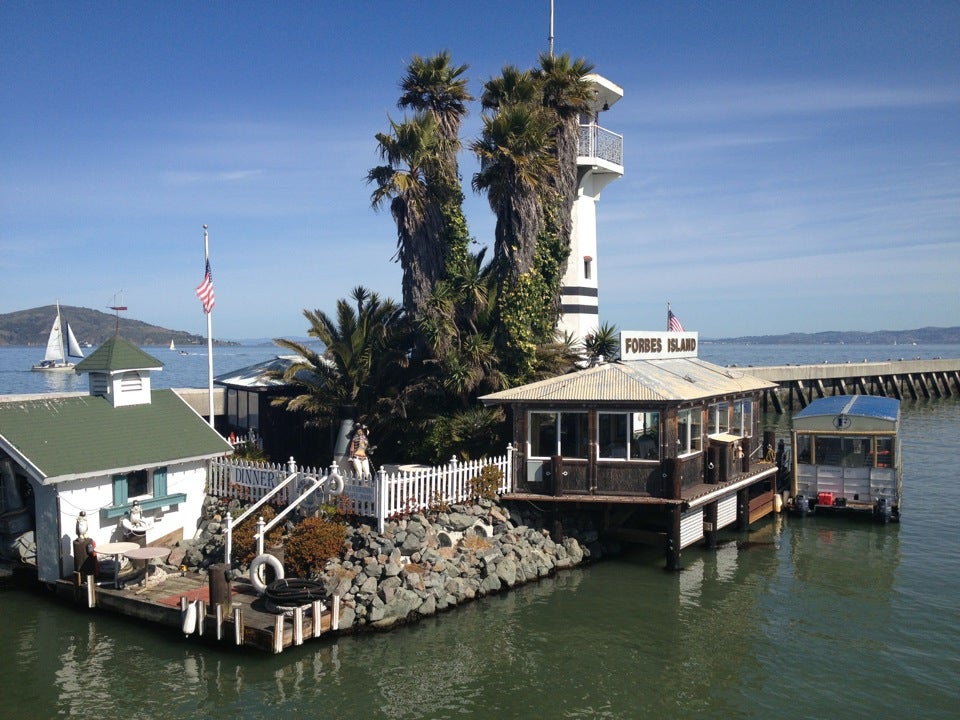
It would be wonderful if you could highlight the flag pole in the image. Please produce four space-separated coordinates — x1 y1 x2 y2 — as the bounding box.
203 225 215 428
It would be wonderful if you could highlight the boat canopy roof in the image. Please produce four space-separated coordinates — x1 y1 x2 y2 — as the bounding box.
793 395 900 432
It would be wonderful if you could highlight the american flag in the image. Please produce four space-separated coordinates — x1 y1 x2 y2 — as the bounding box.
196 260 215 314
668 308 684 332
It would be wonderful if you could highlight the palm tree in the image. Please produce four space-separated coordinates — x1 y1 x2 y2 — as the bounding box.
272 287 405 433
533 52 596 252
397 51 472 181
370 53 473 324
471 103 556 285
368 114 446 319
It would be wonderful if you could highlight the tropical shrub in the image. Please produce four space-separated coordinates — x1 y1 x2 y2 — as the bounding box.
284 516 348 578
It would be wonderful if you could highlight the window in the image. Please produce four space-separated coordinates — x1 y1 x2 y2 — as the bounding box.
226 388 260 432
708 402 730 434
677 408 702 456
112 467 167 505
598 411 661 460
584 257 592 280
732 399 753 437
529 411 589 459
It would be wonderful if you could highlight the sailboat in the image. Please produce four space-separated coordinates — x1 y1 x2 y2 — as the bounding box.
170 339 176 350
32 302 84 371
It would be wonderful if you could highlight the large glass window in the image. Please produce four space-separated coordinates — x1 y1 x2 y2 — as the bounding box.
708 402 730 434
678 408 702 456
529 411 589 459
598 411 661 460
732 399 753 437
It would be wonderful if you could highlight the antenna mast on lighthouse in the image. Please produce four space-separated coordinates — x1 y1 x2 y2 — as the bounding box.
548 0 555 56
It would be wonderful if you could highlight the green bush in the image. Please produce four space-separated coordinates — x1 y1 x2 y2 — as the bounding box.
284 516 348 578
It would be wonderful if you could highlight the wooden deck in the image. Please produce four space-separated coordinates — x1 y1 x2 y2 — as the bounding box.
55 567 338 654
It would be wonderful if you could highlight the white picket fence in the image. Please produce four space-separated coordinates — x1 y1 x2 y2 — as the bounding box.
207 445 515 534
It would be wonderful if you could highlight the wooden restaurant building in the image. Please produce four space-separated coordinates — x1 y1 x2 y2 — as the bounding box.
481 331 781 569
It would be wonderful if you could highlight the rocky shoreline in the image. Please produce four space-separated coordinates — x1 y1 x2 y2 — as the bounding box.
173 496 614 633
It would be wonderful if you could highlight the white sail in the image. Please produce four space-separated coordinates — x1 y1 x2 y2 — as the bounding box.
66 323 84 359
43 313 64 362
170 339 176 350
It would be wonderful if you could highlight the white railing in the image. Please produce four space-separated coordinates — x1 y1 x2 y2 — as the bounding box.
578 123 623 166
208 445 515 550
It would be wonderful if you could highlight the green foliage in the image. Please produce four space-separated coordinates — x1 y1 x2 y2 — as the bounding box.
231 505 283 566
466 464 503 501
422 406 507 464
284 516 348 579
231 442 268 462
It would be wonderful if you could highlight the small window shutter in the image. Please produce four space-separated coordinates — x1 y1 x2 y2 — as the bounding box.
153 467 167 497
112 475 128 505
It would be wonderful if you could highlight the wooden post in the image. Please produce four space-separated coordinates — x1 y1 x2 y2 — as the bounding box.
216 603 224 641
273 614 284 654
736 488 750 532
312 600 324 638
704 501 718 549
86 575 96 608
293 607 304 646
551 455 564 497
196 601 205 636
332 595 341 631
233 605 243 646
666 505 682 571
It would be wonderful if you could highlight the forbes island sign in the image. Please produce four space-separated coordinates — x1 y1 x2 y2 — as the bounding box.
620 331 699 360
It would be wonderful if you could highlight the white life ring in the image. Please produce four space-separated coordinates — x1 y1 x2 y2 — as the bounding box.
326 472 345 496
297 476 321 512
182 599 198 636
249 553 284 594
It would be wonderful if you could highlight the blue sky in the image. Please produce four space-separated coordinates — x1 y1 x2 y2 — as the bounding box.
2 1 957 341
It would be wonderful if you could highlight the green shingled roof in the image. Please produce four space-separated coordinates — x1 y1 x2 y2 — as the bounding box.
0 389 231 482
74 335 163 374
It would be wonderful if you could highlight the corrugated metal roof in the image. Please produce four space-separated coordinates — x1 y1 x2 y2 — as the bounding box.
0 389 232 482
214 354 328 389
794 395 900 422
480 358 776 405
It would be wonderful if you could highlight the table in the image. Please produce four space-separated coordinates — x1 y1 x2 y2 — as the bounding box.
125 546 172 587
97 541 140 588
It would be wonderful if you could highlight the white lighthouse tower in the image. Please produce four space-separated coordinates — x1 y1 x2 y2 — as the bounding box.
557 73 624 343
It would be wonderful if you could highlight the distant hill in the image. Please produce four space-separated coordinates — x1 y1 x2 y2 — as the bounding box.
711 327 960 345
0 305 237 347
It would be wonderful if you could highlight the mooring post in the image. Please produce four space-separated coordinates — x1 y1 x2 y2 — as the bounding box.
273 614 284 654
312 600 324 637
293 607 304 646
233 604 243 646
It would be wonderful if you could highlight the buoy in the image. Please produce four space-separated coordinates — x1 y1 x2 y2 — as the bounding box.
182 599 198 636
773 493 783 513
249 553 285 594
326 472 345 495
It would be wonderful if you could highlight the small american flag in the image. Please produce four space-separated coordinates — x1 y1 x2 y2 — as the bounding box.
668 308 684 332
196 260 215 313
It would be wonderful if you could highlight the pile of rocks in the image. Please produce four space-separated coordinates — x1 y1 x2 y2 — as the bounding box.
316 499 608 632
172 495 613 634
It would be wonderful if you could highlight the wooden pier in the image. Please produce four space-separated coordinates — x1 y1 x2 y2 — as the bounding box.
55 569 340 654
744 358 960 412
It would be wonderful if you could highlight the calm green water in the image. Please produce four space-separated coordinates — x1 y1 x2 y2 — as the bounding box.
2 400 958 719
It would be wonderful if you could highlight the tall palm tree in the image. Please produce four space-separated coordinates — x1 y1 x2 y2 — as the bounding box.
368 113 446 319
533 52 596 251
397 51 472 181
370 53 473 323
471 103 556 285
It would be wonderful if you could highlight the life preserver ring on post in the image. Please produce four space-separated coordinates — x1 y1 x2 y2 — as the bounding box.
249 553 285 594
326 472 345 496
